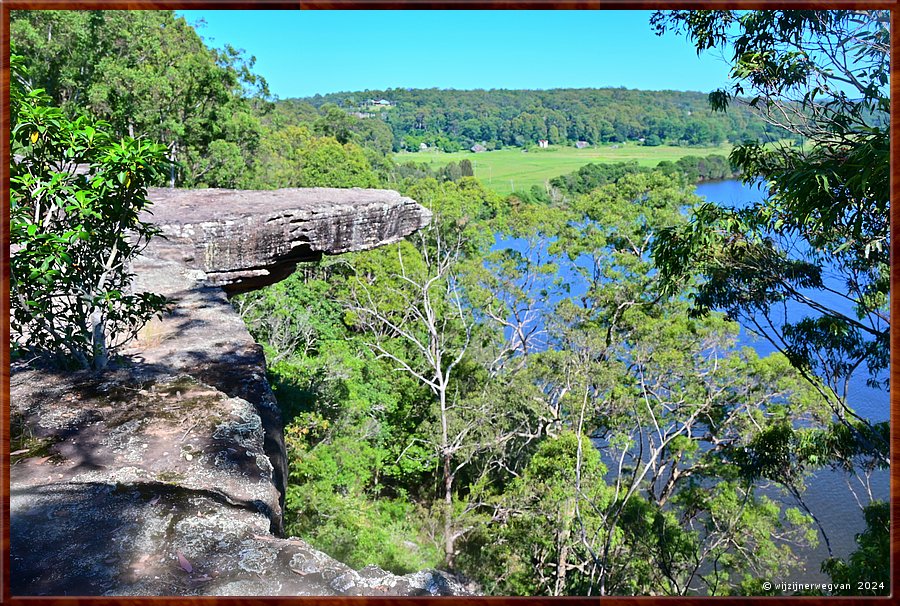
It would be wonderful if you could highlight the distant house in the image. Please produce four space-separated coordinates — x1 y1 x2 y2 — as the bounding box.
471 144 487 153
419 142 429 151
376 99 392 106
638 137 646 144
575 140 589 149
538 139 549 148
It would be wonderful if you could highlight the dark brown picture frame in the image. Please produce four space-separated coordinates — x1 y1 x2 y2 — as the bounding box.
1 1 897 604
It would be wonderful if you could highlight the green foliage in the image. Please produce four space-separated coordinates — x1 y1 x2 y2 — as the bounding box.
248 125 380 189
10 50 167 369
235 268 441 573
11 10 268 188
300 87 790 150
313 103 395 155
241 169 828 594
821 501 889 595
285 436 442 574
656 154 737 182
296 137 380 188
29 10 856 595
548 154 735 197
549 160 645 195
459 433 611 596
652 10 889 473
650 11 889 593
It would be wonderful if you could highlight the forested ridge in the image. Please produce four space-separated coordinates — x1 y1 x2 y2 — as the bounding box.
10 9 889 597
299 87 794 151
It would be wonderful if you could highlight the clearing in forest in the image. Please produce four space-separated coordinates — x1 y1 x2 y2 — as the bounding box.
393 143 733 194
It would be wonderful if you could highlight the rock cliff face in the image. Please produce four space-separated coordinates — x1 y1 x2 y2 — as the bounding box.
10 188 470 596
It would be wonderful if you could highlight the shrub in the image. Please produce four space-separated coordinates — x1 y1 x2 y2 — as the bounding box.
10 51 168 369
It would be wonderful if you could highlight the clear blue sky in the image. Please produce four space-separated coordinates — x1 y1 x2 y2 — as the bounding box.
177 10 732 99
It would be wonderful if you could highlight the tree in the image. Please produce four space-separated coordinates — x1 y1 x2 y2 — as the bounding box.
651 9 889 468
548 124 561 145
346 179 542 567
231 157 829 594
10 50 168 369
650 10 889 593
6 11 96 108
464 432 613 596
233 265 447 574
548 174 823 595
820 501 889 595
455 173 823 595
248 125 379 190
348 232 474 569
295 137 380 188
313 104 355 144
11 10 268 188
302 87 783 152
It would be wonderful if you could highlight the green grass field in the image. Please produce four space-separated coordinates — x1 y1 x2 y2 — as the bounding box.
393 143 734 194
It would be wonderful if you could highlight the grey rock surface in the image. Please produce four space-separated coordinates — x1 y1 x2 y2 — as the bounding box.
11 481 467 596
10 188 470 596
143 187 432 294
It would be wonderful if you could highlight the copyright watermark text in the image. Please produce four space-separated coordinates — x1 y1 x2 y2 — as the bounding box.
761 581 884 593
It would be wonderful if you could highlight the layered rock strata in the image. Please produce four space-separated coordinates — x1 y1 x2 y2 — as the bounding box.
143 187 431 295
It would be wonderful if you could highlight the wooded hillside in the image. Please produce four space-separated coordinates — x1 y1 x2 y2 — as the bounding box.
299 87 794 151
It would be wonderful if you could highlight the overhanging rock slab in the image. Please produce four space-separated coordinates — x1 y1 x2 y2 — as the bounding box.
144 187 432 294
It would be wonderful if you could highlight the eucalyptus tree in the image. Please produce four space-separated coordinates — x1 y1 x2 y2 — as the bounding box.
11 10 268 187
649 16 890 589
460 173 827 595
347 178 543 566
651 10 890 475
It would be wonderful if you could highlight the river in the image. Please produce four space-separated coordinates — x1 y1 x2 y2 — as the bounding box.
693 180 889 585
491 178 889 586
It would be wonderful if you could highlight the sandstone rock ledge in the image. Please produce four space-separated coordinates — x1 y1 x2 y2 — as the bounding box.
143 187 432 295
10 189 472 596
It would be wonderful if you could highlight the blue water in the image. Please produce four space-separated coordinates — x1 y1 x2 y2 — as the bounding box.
694 180 889 424
491 179 889 585
693 180 890 583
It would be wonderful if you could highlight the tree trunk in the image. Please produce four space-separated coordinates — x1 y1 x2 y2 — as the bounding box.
443 450 454 567
439 387 454 567
169 142 177 188
89 307 108 369
554 497 574 595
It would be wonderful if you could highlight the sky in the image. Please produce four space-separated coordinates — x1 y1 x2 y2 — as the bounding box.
176 10 733 99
